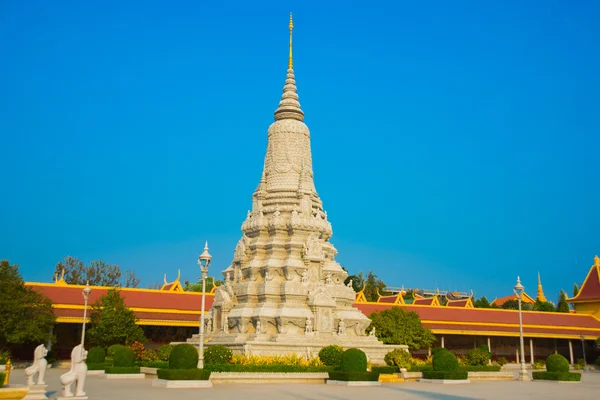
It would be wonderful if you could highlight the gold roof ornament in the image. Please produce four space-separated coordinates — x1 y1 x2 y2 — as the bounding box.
288 12 294 69
595 255 600 267
537 272 547 303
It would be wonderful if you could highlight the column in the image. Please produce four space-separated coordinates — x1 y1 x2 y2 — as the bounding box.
428 347 431 357
530 338 534 364
516 348 519 363
568 340 574 364
488 337 492 365
441 336 445 348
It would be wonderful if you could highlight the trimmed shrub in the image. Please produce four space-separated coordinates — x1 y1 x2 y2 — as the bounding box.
142 348 158 362
105 366 141 374
546 354 570 373
86 363 106 371
204 364 334 373
204 345 233 365
409 364 433 372
318 345 343 366
532 371 581 381
87 347 106 364
141 360 169 369
0 373 5 388
496 357 508 366
157 368 211 380
372 366 399 373
574 358 585 370
328 371 380 381
466 345 491 366
423 370 468 380
169 344 199 369
432 349 458 372
384 349 411 370
461 365 501 372
339 348 367 373
113 347 136 367
107 344 127 357
533 360 546 370
157 344 174 362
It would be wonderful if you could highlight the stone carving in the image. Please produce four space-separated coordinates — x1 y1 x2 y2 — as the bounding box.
301 270 308 284
325 273 333 285
338 319 346 335
370 327 376 337
25 343 48 389
234 236 248 261
305 317 313 335
60 344 87 398
224 317 229 334
264 271 272 281
304 233 324 259
255 320 261 334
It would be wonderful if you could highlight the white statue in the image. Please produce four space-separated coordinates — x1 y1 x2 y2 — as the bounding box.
338 318 346 335
305 317 313 334
369 327 376 337
346 279 353 288
25 344 48 386
301 270 308 284
60 344 87 398
224 317 229 334
325 273 333 285
255 320 261 334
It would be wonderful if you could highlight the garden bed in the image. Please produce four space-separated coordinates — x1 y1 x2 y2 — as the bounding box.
210 372 329 384
532 371 581 382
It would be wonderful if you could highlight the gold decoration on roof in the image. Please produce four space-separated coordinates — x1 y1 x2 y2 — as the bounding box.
288 13 294 69
537 272 547 303
161 269 183 292
54 269 67 286
595 255 600 267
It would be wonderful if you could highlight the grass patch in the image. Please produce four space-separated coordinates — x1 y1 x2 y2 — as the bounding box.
372 366 399 373
422 371 469 380
328 371 380 381
157 369 211 380
105 366 141 374
532 371 581 382
205 364 335 373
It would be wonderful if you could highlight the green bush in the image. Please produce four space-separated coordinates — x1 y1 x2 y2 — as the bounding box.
328 371 380 381
105 366 141 374
574 358 585 370
141 348 158 362
384 349 411 369
318 345 343 366
423 370 468 380
157 368 211 380
169 344 199 369
204 345 233 365
496 357 508 366
46 349 57 365
532 371 581 381
533 360 546 370
460 365 501 372
86 363 106 371
204 364 334 373
141 360 169 369
107 344 127 357
432 349 458 372
0 349 11 365
0 373 5 388
595 357 600 368
409 364 433 372
372 366 399 373
546 354 570 373
339 348 368 373
157 344 174 361
87 347 106 364
466 345 491 366
113 347 136 367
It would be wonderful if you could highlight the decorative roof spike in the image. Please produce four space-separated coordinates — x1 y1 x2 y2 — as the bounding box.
595 255 600 267
537 272 547 303
274 13 304 122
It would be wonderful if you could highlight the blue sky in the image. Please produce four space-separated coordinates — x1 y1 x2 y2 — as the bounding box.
1 0 598 302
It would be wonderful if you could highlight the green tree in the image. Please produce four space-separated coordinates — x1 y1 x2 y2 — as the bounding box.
87 289 145 347
533 299 555 312
474 296 491 308
0 260 56 346
556 290 570 313
364 271 389 302
54 256 140 288
368 306 436 350
502 299 533 311
183 277 222 292
344 272 365 292
573 283 580 297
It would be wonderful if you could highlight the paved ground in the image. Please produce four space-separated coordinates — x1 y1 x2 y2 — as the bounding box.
7 369 600 400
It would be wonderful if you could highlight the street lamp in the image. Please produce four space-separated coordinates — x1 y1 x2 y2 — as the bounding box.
80 281 92 356
580 335 588 371
513 277 530 381
197 241 212 369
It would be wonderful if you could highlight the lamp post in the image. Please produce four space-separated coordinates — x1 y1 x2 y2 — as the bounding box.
197 241 212 369
580 335 588 371
513 277 530 381
80 281 92 356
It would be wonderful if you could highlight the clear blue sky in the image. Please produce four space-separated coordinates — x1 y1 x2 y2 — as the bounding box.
1 0 598 302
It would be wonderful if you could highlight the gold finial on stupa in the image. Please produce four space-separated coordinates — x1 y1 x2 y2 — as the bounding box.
537 272 547 303
288 13 294 69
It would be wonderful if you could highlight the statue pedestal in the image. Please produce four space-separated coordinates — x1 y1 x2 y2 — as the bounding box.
23 384 47 400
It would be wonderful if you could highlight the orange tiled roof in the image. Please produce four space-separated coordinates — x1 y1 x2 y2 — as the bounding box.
490 292 535 307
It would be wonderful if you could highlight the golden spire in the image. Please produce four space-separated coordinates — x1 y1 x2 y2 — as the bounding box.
537 272 547 303
288 12 294 69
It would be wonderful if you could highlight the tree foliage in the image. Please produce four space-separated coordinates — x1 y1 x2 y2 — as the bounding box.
368 307 436 350
533 299 556 312
556 290 570 313
573 283 580 297
0 260 56 346
54 256 140 287
87 289 145 348
473 296 491 308
501 299 533 311
183 277 222 292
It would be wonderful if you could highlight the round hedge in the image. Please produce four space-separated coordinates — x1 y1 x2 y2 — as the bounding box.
318 345 343 366
113 347 136 367
169 344 199 369
339 348 368 372
384 349 411 369
432 349 458 372
546 354 570 373
87 347 106 364
204 345 233 365
157 344 174 362
107 344 126 357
